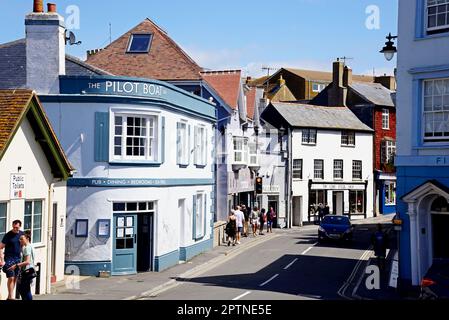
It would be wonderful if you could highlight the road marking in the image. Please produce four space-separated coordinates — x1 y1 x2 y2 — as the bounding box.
284 258 299 270
301 245 316 255
259 274 279 287
232 291 251 300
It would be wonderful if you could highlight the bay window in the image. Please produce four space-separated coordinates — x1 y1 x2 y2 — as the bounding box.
233 137 248 164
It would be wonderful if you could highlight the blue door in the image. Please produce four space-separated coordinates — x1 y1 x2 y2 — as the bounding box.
112 214 137 275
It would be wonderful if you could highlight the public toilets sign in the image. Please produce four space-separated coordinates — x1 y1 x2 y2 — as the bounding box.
10 174 26 200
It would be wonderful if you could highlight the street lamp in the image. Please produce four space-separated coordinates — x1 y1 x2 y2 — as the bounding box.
380 33 398 61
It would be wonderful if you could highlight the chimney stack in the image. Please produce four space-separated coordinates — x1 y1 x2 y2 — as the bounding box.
26 1 66 94
374 75 396 91
343 66 353 87
33 0 44 13
328 60 347 107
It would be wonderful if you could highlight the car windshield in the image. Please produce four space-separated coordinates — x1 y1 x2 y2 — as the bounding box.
322 216 350 225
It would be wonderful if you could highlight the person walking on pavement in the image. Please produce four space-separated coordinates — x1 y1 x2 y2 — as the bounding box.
8 231 35 300
234 206 245 245
259 208 267 235
241 204 249 238
226 211 237 246
371 224 389 272
267 207 277 233
0 220 25 300
250 207 260 237
323 203 330 217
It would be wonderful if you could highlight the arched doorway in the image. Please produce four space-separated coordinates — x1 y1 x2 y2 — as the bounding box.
431 197 449 259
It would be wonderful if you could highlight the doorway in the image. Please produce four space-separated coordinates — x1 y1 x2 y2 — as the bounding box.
432 213 449 259
293 196 302 227
112 213 137 275
268 196 279 227
333 192 344 215
137 213 154 272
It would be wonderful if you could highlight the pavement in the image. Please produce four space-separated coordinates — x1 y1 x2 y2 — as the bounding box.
36 229 284 300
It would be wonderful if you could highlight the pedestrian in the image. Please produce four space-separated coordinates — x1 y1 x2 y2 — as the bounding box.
226 211 237 246
0 220 25 300
324 203 330 217
267 207 276 233
259 209 267 235
9 231 35 300
250 207 260 237
241 204 249 237
371 224 389 271
234 206 245 245
318 203 325 223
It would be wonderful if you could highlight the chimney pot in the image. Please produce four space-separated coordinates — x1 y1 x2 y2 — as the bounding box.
47 3 57 13
33 0 44 13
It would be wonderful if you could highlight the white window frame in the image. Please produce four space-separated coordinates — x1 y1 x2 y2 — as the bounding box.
426 0 449 32
314 160 324 180
233 137 249 165
110 109 161 162
341 131 356 146
177 121 189 166
248 142 259 166
293 159 303 180
423 78 449 142
127 33 153 53
382 109 390 130
352 161 363 181
334 160 344 180
385 182 396 206
0 202 7 240
302 129 317 145
194 125 207 166
194 192 206 240
24 200 44 245
381 140 396 164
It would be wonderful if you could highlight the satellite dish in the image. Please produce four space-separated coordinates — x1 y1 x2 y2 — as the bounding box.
65 30 82 46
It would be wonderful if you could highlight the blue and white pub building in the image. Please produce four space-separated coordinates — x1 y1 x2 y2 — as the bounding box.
41 76 216 275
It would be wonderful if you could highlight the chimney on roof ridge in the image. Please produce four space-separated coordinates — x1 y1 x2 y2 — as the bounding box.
47 3 57 13
374 75 397 91
279 75 286 86
328 60 347 107
33 0 43 13
343 66 353 87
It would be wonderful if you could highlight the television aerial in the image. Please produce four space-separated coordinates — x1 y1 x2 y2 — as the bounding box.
65 30 82 46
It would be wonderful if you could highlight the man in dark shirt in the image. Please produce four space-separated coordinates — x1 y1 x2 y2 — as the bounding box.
0 220 24 300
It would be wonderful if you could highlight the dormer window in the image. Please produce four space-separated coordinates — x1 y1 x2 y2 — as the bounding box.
127 34 152 53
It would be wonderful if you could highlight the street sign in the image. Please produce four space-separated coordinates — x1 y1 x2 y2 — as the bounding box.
10 174 26 200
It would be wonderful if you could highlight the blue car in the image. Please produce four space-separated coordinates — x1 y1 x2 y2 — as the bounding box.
318 215 354 242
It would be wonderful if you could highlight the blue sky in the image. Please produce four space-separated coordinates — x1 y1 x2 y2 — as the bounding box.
0 0 398 77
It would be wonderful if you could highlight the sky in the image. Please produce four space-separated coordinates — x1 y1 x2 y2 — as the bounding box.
0 0 398 77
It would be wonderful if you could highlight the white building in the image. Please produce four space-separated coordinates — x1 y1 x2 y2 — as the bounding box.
261 102 374 223
0 90 73 297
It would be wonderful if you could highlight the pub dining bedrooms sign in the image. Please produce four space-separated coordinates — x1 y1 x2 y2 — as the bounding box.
10 174 26 200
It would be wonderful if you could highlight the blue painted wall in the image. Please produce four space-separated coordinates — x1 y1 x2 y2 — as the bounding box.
65 261 112 276
154 250 180 272
397 165 449 286
180 238 214 261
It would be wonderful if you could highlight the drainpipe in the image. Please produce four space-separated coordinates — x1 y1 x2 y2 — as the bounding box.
46 182 55 294
287 127 293 228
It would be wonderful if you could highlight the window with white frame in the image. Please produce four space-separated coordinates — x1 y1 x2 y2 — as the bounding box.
194 126 207 166
113 114 158 161
427 0 449 33
382 109 390 130
385 182 396 206
312 83 326 93
352 161 363 180
127 34 153 53
334 160 344 180
233 137 248 164
381 140 396 164
24 200 43 244
341 131 356 146
314 160 324 179
177 122 189 165
194 193 206 240
423 78 449 141
248 142 259 166
302 129 317 145
293 159 303 179
0 203 6 240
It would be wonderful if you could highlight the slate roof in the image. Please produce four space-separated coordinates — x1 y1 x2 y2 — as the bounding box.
86 19 203 81
201 70 242 110
0 89 74 177
350 82 395 107
267 102 373 132
0 39 110 89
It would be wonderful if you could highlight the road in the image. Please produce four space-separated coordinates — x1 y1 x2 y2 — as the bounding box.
142 224 377 300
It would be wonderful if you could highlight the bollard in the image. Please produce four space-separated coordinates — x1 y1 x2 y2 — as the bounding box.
35 262 41 295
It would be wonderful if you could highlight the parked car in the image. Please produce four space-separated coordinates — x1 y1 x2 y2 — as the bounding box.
419 260 449 300
318 215 354 243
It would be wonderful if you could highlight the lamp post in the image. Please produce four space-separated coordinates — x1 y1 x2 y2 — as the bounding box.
380 33 401 293
380 33 398 62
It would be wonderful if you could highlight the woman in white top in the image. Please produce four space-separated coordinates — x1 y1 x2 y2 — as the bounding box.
8 232 35 300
